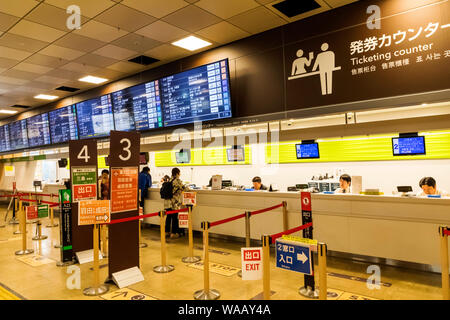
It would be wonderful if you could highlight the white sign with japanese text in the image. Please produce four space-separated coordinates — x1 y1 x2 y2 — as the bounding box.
241 247 263 280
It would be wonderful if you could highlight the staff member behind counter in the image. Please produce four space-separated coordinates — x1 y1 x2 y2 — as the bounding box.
417 177 448 197
335 174 352 194
252 176 268 191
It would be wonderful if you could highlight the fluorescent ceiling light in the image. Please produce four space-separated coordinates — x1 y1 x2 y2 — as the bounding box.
79 75 108 84
172 36 212 51
34 94 58 100
0 109 18 114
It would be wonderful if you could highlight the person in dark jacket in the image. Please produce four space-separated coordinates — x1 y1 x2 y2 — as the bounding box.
138 167 152 209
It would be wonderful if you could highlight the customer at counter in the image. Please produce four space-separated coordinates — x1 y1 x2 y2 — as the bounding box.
252 177 268 191
138 167 152 208
417 177 448 197
164 168 188 239
99 169 110 200
335 174 352 194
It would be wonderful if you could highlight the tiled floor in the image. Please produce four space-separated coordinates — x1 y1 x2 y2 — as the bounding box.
0 208 445 300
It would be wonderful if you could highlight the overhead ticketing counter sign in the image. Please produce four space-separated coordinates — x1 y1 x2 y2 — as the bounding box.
284 0 450 111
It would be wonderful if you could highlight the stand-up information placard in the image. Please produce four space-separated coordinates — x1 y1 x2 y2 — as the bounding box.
57 189 75 267
69 139 98 260
107 131 142 285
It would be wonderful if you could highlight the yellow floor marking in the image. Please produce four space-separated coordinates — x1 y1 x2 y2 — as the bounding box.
0 285 21 300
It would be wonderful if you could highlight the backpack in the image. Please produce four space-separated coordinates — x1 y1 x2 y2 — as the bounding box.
160 180 174 200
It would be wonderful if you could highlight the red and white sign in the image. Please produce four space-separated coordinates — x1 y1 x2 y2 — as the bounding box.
178 213 188 229
111 167 138 214
301 192 312 211
73 184 97 202
182 192 197 206
26 206 38 221
241 247 263 280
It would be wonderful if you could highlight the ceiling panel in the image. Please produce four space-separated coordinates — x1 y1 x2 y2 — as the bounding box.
0 76 30 86
1 69 41 80
44 0 116 19
74 53 119 68
196 21 250 44
0 33 49 53
39 44 86 60
59 62 100 74
94 4 157 32
325 0 359 7
0 46 33 61
25 3 89 31
8 20 66 43
23 53 69 68
111 33 162 53
0 57 18 69
45 68 85 80
144 44 187 61
228 6 287 34
73 20 129 42
162 5 222 33
93 44 138 60
0 12 20 32
53 33 107 53
121 0 188 19
12 62 54 74
106 61 146 73
90 68 126 80
0 0 39 18
34 75 71 85
135 20 189 43
195 0 260 20
26 80 59 90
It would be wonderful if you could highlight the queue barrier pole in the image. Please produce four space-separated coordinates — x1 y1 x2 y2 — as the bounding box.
439 226 449 300
262 235 271 300
282 201 288 232
237 211 252 278
318 242 328 300
193 221 220 300
139 218 148 248
101 224 108 258
182 205 200 263
83 223 108 296
153 210 174 273
13 201 25 235
15 201 34 256
46 206 58 228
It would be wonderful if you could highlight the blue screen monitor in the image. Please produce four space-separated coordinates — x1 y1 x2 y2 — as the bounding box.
111 80 163 132
49 105 79 144
76 95 115 139
9 119 28 150
27 113 51 147
392 136 426 156
0 124 11 152
160 59 232 127
295 143 320 159
175 150 190 164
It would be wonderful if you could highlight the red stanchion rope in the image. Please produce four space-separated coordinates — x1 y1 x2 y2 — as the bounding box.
166 208 189 215
210 212 246 228
106 211 160 225
444 229 450 236
250 202 284 216
40 200 59 206
18 198 38 203
270 222 313 243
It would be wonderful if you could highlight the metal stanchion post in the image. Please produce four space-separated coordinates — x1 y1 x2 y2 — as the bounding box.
262 235 271 300
83 224 108 296
13 201 24 235
238 211 251 278
101 224 108 258
194 222 220 300
15 203 34 256
139 219 148 248
282 201 288 231
153 210 174 273
318 242 327 300
46 207 58 228
32 219 48 240
182 205 200 263
439 226 449 300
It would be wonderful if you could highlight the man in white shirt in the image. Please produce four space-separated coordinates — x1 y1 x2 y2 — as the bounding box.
417 177 448 197
335 174 352 194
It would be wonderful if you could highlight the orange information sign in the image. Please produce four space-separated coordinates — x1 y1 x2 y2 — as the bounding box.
26 206 38 221
182 192 197 206
111 167 138 213
78 200 110 226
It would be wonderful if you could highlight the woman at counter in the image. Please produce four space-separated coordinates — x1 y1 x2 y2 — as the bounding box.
164 168 188 239
335 174 352 194
418 177 448 197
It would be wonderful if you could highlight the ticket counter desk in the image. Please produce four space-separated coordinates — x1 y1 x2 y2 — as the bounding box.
143 188 450 272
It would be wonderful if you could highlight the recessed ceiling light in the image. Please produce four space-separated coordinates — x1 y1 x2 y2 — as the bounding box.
34 94 58 100
0 109 18 114
79 75 108 84
172 36 212 51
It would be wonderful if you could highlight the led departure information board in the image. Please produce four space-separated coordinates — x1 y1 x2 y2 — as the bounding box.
49 105 79 144
392 136 426 155
0 124 11 152
296 143 320 159
76 95 115 139
9 119 28 150
111 80 163 131
160 59 232 127
27 113 51 147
